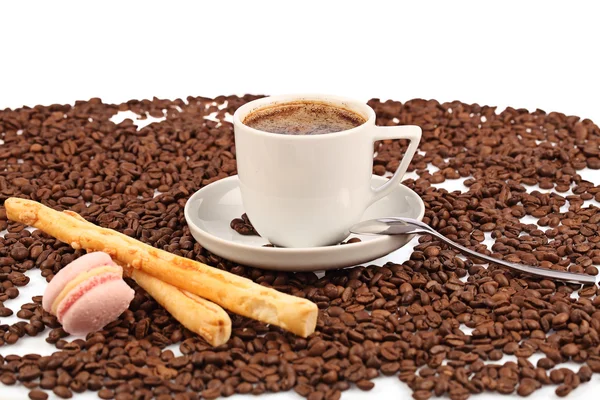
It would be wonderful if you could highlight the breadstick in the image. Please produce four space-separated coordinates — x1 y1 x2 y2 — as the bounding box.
50 210 231 346
131 269 231 346
5 198 318 337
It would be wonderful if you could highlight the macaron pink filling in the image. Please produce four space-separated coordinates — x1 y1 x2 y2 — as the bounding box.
43 252 118 313
56 271 122 322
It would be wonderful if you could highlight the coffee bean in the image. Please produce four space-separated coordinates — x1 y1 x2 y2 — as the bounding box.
6 286 19 299
201 387 221 399
381 362 400 375
98 388 115 399
381 346 401 361
308 341 327 357
19 365 41 381
10 246 30 261
550 369 566 384
295 383 313 397
237 382 252 394
230 215 259 236
4 331 18 344
556 384 572 397
28 390 48 400
17 309 34 319
1 373 17 385
322 370 338 384
587 357 600 373
552 312 569 327
537 358 555 370
53 386 72 399
240 366 261 383
578 366 593 382
8 271 30 286
517 378 540 396
0 307 13 317
308 392 324 400
412 390 432 400
424 246 440 257
356 380 375 391
561 343 579 358
39 377 56 390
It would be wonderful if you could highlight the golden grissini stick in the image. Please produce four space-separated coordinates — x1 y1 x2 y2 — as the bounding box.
8 200 232 346
130 269 231 346
5 198 318 337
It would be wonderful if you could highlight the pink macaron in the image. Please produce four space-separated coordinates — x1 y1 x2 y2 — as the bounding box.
43 252 135 335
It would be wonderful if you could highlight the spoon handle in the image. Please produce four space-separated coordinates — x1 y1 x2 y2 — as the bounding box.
425 229 596 285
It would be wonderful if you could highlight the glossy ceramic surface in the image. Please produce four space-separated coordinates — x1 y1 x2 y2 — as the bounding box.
233 94 421 247
184 175 425 271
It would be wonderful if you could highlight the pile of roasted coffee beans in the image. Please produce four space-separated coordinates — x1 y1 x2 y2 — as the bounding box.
1 95 600 400
230 214 258 236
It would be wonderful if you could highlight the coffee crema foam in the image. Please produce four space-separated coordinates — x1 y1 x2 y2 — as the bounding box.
243 101 366 135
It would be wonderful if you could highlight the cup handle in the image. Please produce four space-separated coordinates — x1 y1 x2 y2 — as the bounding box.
369 125 422 205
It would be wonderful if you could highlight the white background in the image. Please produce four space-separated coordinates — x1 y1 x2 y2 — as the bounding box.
1 1 600 399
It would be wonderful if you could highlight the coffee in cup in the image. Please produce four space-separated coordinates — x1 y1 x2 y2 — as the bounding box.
243 101 366 135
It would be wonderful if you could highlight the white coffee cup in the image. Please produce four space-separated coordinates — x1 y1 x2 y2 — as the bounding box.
233 94 421 248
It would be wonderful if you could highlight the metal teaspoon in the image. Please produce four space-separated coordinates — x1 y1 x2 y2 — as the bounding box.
350 217 596 285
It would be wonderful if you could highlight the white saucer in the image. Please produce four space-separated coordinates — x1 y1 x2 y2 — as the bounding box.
184 175 425 271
